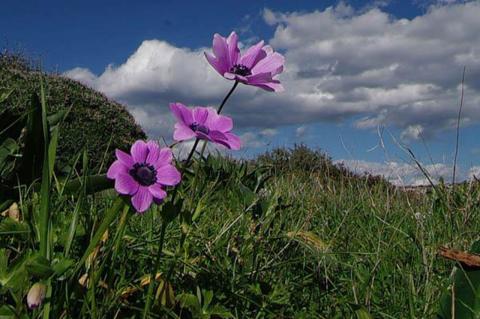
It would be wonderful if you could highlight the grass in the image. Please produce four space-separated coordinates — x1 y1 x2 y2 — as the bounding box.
3 143 480 318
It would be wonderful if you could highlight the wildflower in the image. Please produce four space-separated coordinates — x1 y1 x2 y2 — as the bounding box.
107 141 181 213
27 282 46 309
170 103 241 150
205 31 285 92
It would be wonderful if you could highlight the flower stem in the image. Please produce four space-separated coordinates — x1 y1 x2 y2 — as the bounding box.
217 81 239 114
183 138 200 168
142 220 168 319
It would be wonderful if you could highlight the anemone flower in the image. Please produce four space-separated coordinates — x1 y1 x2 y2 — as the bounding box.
107 141 181 213
170 103 241 150
205 31 285 92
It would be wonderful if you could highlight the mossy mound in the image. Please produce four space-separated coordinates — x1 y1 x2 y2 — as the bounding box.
0 54 146 171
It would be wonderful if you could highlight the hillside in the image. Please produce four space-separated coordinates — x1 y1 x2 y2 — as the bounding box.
0 53 146 171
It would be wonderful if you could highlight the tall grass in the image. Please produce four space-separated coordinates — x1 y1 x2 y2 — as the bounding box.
4 140 480 318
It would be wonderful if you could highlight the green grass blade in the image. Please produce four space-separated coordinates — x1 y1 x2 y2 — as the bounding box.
73 197 125 274
38 78 51 260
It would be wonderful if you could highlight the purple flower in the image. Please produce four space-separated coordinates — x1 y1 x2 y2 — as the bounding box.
205 31 285 92
170 103 241 150
107 141 181 213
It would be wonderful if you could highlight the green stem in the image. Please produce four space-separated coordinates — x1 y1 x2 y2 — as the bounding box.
142 220 168 318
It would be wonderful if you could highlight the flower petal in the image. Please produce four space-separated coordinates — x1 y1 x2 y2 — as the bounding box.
205 110 233 132
227 31 240 66
173 123 196 141
170 103 193 126
208 131 231 149
250 81 284 92
223 132 242 150
212 33 231 70
204 52 225 75
251 52 285 76
114 173 139 195
157 165 181 186
107 160 128 179
240 40 266 69
209 131 241 149
131 186 153 213
131 140 148 163
155 148 173 168
149 183 167 200
116 149 134 167
146 140 160 165
193 107 209 124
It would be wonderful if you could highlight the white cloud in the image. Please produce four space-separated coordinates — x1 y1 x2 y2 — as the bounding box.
240 132 265 148
260 128 278 137
400 124 424 141
296 125 308 138
63 2 480 144
335 159 464 186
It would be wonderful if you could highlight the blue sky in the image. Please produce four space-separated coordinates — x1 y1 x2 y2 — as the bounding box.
2 0 480 185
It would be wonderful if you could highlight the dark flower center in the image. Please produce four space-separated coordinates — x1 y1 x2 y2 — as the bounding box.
230 64 251 76
129 163 157 186
189 122 210 135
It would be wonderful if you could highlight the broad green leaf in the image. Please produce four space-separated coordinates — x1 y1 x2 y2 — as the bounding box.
25 254 54 279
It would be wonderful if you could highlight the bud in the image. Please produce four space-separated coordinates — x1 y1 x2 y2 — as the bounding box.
27 282 46 309
8 202 20 221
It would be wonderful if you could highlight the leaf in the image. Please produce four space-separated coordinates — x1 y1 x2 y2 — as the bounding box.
25 254 54 279
350 304 373 319
17 93 45 184
74 197 124 273
0 218 29 240
0 252 29 290
38 81 51 260
209 305 234 318
437 240 480 318
51 257 75 277
0 138 18 168
177 293 201 315
62 174 113 196
0 305 16 319
155 277 175 308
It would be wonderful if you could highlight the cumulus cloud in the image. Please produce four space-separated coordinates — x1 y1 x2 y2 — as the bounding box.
335 159 465 186
63 2 480 145
400 124 424 141
266 2 480 135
